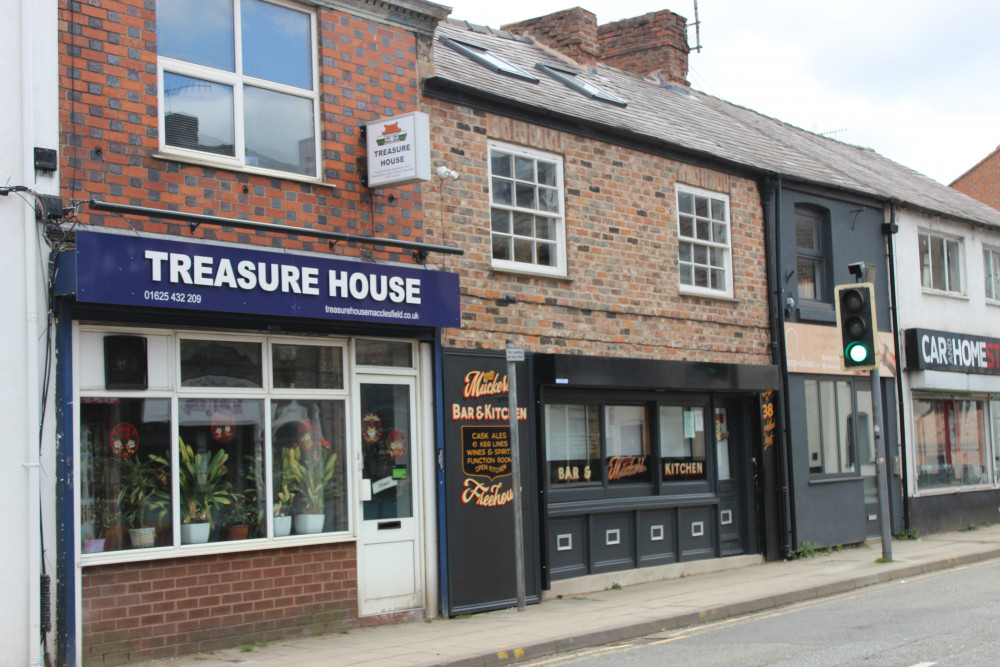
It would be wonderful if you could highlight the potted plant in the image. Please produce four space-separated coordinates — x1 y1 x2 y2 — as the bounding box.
224 491 260 540
285 446 340 534
272 448 296 537
166 437 234 544
117 454 168 549
82 499 122 553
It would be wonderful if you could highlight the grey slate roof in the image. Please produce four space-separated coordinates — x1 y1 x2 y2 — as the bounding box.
429 19 1000 229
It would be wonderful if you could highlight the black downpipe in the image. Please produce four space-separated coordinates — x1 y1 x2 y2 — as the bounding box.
760 175 795 557
885 202 909 528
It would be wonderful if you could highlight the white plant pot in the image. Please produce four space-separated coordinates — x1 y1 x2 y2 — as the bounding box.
274 515 292 537
294 513 325 535
129 527 156 549
181 522 211 544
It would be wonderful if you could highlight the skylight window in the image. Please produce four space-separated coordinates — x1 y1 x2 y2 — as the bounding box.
440 36 539 83
536 64 627 107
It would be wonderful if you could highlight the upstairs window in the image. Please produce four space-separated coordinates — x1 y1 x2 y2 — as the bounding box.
794 205 830 303
157 0 319 178
984 247 1000 301
676 185 733 297
488 142 566 276
919 231 963 294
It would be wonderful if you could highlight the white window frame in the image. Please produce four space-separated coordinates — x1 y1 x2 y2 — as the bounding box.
984 246 1000 302
76 325 356 566
676 184 734 298
488 141 567 277
918 230 964 296
155 0 321 181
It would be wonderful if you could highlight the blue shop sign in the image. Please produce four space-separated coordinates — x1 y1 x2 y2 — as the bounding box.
73 230 460 328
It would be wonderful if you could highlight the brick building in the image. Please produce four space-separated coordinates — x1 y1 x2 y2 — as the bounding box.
951 145 1000 210
54 0 455 664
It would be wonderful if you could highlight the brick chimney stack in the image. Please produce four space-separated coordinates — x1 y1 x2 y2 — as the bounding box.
502 7 690 86
502 8 601 64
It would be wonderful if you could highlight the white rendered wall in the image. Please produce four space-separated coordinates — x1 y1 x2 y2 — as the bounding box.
893 206 1000 497
0 0 59 664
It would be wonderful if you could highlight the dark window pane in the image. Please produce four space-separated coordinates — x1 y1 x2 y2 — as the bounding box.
272 344 343 389
678 214 694 238
513 212 533 236
492 178 512 206
515 182 536 209
537 241 555 266
678 191 693 214
355 339 412 367
538 187 559 213
491 208 510 233
491 151 511 178
536 217 555 240
181 340 262 388
513 238 533 263
694 195 709 218
492 235 511 260
537 161 557 186
164 73 235 156
514 155 534 181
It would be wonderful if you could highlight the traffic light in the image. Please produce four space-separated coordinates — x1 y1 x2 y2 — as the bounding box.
834 282 878 371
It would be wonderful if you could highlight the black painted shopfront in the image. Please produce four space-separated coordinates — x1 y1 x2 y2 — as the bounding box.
534 354 781 586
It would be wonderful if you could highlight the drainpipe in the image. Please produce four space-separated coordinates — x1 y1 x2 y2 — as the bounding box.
21 0 44 662
760 175 795 557
884 202 908 529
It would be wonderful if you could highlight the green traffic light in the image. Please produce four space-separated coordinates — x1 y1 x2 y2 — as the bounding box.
845 341 870 364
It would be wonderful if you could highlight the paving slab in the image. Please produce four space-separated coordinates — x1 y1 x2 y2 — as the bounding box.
126 525 1000 667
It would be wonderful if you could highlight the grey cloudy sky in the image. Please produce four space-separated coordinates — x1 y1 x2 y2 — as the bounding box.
439 0 999 185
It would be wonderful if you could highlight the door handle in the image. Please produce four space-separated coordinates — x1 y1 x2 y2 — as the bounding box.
377 520 402 530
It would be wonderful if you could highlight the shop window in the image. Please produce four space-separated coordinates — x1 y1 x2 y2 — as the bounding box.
80 398 173 553
545 404 602 485
676 185 733 298
913 396 988 490
983 247 1000 301
488 141 566 276
804 377 871 476
605 405 651 484
157 0 318 177
794 205 830 303
79 331 351 558
918 231 963 294
659 406 707 481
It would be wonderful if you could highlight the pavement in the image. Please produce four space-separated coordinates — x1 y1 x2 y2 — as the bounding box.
132 524 1000 667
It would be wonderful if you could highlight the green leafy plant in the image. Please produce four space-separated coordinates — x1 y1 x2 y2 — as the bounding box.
895 527 919 541
153 437 234 525
791 541 819 559
224 491 261 528
272 448 297 518
117 454 169 528
285 446 340 515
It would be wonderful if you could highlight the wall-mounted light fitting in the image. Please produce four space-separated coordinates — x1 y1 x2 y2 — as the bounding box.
435 165 459 180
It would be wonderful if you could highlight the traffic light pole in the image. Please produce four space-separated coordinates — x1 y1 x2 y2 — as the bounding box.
870 366 893 561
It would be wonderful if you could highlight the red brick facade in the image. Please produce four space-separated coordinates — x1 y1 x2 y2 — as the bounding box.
59 1 440 663
59 0 428 262
424 103 771 365
82 544 356 665
952 146 1000 211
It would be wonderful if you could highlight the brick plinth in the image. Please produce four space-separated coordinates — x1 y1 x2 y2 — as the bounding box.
81 543 358 666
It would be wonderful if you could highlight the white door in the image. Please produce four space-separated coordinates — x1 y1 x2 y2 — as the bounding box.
357 375 422 616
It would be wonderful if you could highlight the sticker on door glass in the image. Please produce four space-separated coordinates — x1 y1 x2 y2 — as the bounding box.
385 430 407 460
362 413 382 444
211 409 236 443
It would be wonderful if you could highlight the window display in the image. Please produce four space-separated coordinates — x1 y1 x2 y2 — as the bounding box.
78 332 351 557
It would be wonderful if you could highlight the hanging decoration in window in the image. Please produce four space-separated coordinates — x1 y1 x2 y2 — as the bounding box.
362 413 382 444
110 422 139 458
210 409 236 443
